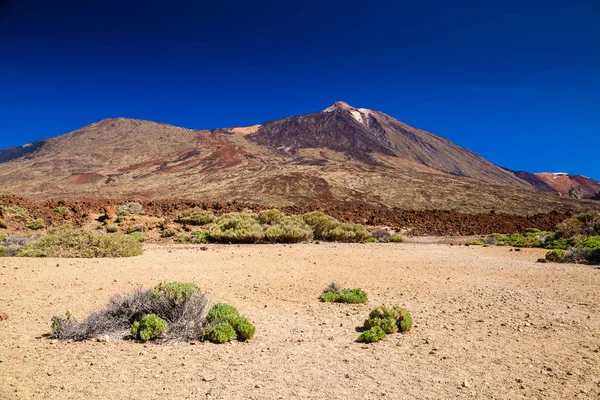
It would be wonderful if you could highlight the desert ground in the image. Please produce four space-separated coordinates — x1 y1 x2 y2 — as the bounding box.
0 242 599 399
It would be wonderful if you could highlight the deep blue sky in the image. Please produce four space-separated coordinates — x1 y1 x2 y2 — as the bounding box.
1 0 598 178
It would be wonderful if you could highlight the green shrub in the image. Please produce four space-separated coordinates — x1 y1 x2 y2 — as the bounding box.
176 234 188 243
129 232 147 242
368 306 413 332
152 281 200 304
389 234 404 243
466 239 485 246
577 236 600 250
106 224 118 233
545 249 565 262
320 286 368 304
357 326 386 343
189 230 209 243
302 212 340 240
504 233 542 248
25 218 45 230
230 316 255 341
258 209 287 225
16 225 143 258
161 228 177 238
0 246 5 257
545 238 576 250
364 237 378 243
326 223 371 242
210 322 237 343
363 317 398 334
206 213 264 243
2 206 30 219
264 216 313 243
177 208 215 226
207 303 239 323
130 314 168 341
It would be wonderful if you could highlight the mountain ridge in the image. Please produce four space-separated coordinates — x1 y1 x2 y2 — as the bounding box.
0 102 598 214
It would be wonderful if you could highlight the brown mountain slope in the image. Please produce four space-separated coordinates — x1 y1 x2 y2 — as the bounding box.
533 173 600 198
0 103 598 215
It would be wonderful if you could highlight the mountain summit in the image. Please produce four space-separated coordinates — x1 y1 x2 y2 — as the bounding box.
0 103 597 214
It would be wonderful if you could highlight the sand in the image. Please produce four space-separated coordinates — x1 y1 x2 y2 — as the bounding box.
0 242 599 399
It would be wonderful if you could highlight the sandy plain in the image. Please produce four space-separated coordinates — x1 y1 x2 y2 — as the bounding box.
0 242 599 399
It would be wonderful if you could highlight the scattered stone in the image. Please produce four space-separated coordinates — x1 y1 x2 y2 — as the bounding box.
203 376 215 382
96 335 109 343
0 313 8 321
0 358 6 363
537 258 547 263
189 340 200 345
200 246 209 251
462 379 472 388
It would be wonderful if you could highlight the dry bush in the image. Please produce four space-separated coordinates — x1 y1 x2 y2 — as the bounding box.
206 212 264 243
302 212 340 240
177 208 215 226
118 203 144 216
257 209 287 225
326 223 371 242
16 225 142 258
264 216 313 243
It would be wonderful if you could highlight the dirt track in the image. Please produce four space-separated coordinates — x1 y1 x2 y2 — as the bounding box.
0 243 599 399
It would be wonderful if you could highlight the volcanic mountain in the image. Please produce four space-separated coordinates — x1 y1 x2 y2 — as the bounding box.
0 101 598 214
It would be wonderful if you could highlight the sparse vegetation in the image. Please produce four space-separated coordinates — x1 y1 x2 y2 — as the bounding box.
118 203 144 216
25 218 45 230
177 208 215 226
263 216 313 243
189 230 209 243
389 234 404 243
319 282 368 304
106 224 118 233
357 326 387 343
127 224 145 233
206 212 264 244
14 225 143 258
206 303 255 343
466 239 485 246
327 223 371 242
366 306 413 333
128 232 147 242
545 249 565 262
302 212 340 240
161 228 177 238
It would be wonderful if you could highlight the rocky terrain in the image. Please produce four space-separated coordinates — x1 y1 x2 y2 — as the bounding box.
0 102 598 214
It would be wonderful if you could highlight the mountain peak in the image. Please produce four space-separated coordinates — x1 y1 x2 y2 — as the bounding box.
323 101 355 112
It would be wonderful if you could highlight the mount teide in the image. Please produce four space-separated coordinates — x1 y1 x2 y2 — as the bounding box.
0 102 598 214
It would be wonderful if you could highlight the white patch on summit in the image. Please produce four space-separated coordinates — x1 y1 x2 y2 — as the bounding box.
350 110 366 125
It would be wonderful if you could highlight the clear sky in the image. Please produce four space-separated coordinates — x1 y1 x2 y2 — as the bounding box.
1 0 598 179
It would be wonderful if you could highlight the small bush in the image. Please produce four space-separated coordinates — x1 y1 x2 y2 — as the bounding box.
129 232 147 242
177 208 215 226
367 306 413 332
545 249 565 262
545 238 576 250
206 213 264 243
320 283 368 304
207 303 239 323
466 239 485 246
357 326 386 343
326 223 371 242
577 236 600 250
257 209 287 225
206 303 255 342
264 216 313 243
230 316 255 341
106 224 118 233
302 212 340 240
54 207 66 213
2 206 30 219
504 233 542 248
210 322 237 343
561 247 600 265
189 230 209 243
389 234 404 243
118 203 144 216
162 228 177 238
176 234 188 243
364 237 378 243
130 314 168 341
363 317 398 334
26 218 45 230
16 225 143 258
152 281 200 304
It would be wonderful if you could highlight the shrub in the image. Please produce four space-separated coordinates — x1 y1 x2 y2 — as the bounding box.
545 238 576 250
207 303 239 323
364 317 398 334
561 247 600 265
176 234 188 243
466 239 485 246
371 229 391 242
556 212 600 238
0 218 6 229
367 306 413 332
577 236 600 250
177 208 215 226
364 237 378 243
257 209 287 225
320 283 368 304
0 246 5 257
26 218 45 230
302 212 340 240
230 316 255 341
54 207 66 213
206 213 264 243
264 217 313 243
545 249 565 262
210 322 237 343
106 224 118 233
2 206 29 219
326 223 371 242
357 326 386 343
389 234 404 243
152 281 200 304
128 232 147 242
161 228 177 238
118 203 144 216
130 314 168 341
189 230 209 244
51 285 211 341
16 225 143 258
504 233 542 248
